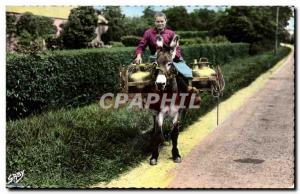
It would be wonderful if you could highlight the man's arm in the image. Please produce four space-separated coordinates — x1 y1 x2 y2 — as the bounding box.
134 30 149 64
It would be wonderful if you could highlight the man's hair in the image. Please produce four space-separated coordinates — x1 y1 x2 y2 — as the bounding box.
154 12 167 20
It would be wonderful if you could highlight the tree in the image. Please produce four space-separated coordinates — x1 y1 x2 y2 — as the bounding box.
15 12 56 52
189 8 217 31
142 6 156 26
101 6 125 43
6 13 17 36
273 6 294 43
163 6 191 31
16 12 56 40
123 16 151 37
212 6 293 46
60 6 98 49
6 13 17 52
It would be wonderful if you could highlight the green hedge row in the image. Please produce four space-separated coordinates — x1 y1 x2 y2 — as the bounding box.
181 43 249 66
7 43 249 120
6 46 291 188
180 36 229 46
109 41 125 47
176 31 209 39
120 35 141 47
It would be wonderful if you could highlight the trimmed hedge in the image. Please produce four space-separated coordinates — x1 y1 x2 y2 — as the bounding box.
120 35 141 47
6 46 291 188
176 31 209 39
7 43 249 120
180 36 229 46
7 48 139 119
109 41 125 47
181 43 249 66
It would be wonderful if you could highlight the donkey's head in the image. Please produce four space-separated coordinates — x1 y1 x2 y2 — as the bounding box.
154 34 179 91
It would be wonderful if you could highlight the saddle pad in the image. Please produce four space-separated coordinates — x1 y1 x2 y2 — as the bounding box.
173 61 193 78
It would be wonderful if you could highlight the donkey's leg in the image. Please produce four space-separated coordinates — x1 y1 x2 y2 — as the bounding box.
151 115 156 135
171 113 181 163
171 77 178 92
178 109 187 132
150 113 164 165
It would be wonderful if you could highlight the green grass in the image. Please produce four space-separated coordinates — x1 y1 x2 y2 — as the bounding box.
7 106 154 188
6 46 291 188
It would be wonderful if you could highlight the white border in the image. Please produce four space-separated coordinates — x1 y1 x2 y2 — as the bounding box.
1 0 298 193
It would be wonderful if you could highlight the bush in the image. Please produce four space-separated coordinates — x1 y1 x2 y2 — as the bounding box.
6 46 291 188
45 36 64 50
7 47 138 120
15 12 56 52
180 36 229 46
176 31 209 39
60 6 98 49
210 36 230 43
101 6 126 43
6 43 249 120
120 35 141 47
249 40 275 55
180 43 249 66
109 41 125 47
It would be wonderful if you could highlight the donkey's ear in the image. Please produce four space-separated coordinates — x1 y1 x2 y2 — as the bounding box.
170 35 179 48
156 34 163 48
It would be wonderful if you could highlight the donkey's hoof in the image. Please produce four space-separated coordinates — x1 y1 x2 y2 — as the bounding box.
173 156 181 163
150 158 158 165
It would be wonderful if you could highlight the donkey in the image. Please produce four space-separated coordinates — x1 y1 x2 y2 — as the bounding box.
147 34 199 165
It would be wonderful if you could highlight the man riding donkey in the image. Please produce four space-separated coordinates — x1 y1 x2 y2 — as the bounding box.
134 12 201 165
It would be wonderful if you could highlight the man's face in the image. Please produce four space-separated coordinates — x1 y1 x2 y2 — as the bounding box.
155 16 166 30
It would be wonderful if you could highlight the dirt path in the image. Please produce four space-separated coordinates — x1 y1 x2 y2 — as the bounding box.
167 50 295 188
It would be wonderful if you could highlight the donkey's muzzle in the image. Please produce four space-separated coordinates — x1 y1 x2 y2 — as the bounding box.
155 74 167 91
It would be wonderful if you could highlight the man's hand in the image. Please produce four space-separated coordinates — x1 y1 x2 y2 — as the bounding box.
134 54 142 64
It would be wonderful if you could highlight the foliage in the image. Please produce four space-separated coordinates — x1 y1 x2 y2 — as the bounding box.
6 47 136 120
142 6 156 26
212 6 293 45
180 43 249 66
6 13 17 36
109 41 125 47
180 36 229 46
6 13 17 52
176 31 209 39
7 43 249 120
189 8 218 31
14 12 56 52
120 35 141 47
16 12 56 40
163 6 191 31
60 6 98 49
45 36 64 50
123 17 150 37
101 6 126 43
